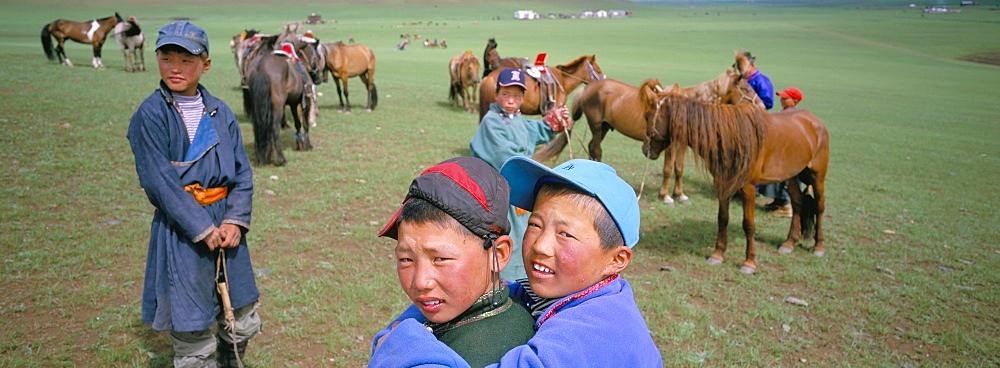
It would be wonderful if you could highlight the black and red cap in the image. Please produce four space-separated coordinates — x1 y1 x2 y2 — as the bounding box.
378 157 511 240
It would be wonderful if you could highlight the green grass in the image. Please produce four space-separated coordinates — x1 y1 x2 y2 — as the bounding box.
2 0 999 366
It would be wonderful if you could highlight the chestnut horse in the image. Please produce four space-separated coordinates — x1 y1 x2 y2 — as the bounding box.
478 54 604 121
41 12 123 69
533 69 763 205
481 38 528 78
448 51 481 114
319 41 378 113
639 79 829 274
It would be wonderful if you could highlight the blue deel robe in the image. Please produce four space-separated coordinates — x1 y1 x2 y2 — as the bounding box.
368 277 663 368
127 82 259 332
746 70 774 110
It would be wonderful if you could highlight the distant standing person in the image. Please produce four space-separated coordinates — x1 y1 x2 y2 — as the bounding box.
741 51 774 110
127 21 261 367
761 86 805 217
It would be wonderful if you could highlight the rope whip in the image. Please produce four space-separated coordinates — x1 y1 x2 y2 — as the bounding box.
216 249 243 368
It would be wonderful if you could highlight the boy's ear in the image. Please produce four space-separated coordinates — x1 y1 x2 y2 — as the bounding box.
202 57 212 73
603 245 632 276
491 235 514 272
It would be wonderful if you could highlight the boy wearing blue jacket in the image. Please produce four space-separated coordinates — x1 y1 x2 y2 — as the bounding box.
369 157 662 367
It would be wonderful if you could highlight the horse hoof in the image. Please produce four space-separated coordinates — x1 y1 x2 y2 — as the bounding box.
366 108 373 112
706 257 722 266
778 246 793 254
677 195 690 204
739 265 756 274
813 250 825 257
662 196 675 206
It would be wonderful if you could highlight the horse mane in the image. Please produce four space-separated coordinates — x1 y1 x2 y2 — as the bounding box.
554 54 593 72
643 79 768 197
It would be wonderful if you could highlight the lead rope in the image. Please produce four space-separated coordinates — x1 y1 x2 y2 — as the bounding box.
216 249 243 368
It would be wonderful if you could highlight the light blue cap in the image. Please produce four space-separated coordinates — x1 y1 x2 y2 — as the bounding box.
499 157 640 248
156 21 209 55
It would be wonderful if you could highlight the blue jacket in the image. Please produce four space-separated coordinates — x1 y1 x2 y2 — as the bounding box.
746 70 774 110
128 82 259 332
369 277 662 367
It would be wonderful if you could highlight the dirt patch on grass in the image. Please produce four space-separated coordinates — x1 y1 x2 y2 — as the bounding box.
957 53 1000 66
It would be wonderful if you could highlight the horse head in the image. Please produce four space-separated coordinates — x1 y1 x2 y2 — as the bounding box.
732 50 754 78
113 12 124 25
639 78 670 160
295 39 324 85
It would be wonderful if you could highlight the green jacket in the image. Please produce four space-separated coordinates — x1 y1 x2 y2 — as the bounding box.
426 284 535 368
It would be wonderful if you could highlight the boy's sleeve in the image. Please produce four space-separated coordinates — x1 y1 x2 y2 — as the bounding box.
127 105 215 242
222 107 253 230
525 118 558 146
369 319 471 368
470 115 521 170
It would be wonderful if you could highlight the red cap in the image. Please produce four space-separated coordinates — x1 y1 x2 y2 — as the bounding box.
776 86 803 102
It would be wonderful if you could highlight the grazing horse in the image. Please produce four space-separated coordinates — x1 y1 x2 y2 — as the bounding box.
533 68 763 205
319 41 378 113
481 38 528 78
41 12 123 69
639 79 830 274
448 51 481 113
478 54 604 121
246 37 324 166
112 16 145 72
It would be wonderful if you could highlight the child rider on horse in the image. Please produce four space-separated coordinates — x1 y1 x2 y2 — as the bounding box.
127 21 262 368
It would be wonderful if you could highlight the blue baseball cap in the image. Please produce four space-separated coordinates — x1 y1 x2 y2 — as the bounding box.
497 68 526 89
499 157 640 248
156 21 209 55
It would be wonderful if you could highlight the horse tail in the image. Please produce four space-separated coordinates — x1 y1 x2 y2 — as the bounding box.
41 23 55 61
800 189 818 240
571 87 585 122
369 83 378 110
248 71 274 165
533 133 568 163
448 80 458 103
241 87 253 121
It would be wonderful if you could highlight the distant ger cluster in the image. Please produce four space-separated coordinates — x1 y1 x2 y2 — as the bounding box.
513 9 633 20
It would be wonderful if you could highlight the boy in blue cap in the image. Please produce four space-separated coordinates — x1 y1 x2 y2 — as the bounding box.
369 157 661 367
127 21 261 367
470 67 570 281
374 156 535 367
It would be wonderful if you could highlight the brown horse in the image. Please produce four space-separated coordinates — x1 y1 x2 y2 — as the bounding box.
639 79 829 274
478 54 604 121
534 68 763 205
41 12 123 69
448 51 480 113
319 41 378 113
246 36 324 166
481 38 528 78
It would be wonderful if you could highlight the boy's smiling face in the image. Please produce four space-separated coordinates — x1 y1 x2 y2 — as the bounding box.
522 191 622 299
157 48 210 96
395 220 493 323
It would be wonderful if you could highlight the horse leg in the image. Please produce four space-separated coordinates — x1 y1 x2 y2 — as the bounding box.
672 145 689 204
708 190 731 267
779 177 805 254
137 44 146 71
336 77 349 113
811 177 827 256
56 39 72 66
92 41 105 69
587 123 609 161
291 101 312 151
271 98 287 166
659 152 675 205
363 72 375 112
739 183 759 274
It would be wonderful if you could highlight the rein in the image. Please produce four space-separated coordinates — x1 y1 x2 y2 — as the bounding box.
556 60 603 85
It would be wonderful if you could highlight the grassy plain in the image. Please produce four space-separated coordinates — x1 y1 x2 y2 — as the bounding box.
1 0 998 366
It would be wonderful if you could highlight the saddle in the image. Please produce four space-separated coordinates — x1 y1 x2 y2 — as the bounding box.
523 53 559 115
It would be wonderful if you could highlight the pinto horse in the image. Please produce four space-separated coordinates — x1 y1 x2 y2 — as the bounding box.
112 16 145 72
41 12 123 69
319 41 378 113
448 51 480 113
639 78 829 274
246 37 324 166
481 38 528 78
478 54 604 121
533 68 763 205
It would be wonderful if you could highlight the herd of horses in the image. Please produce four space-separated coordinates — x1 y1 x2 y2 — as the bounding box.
40 14 829 274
